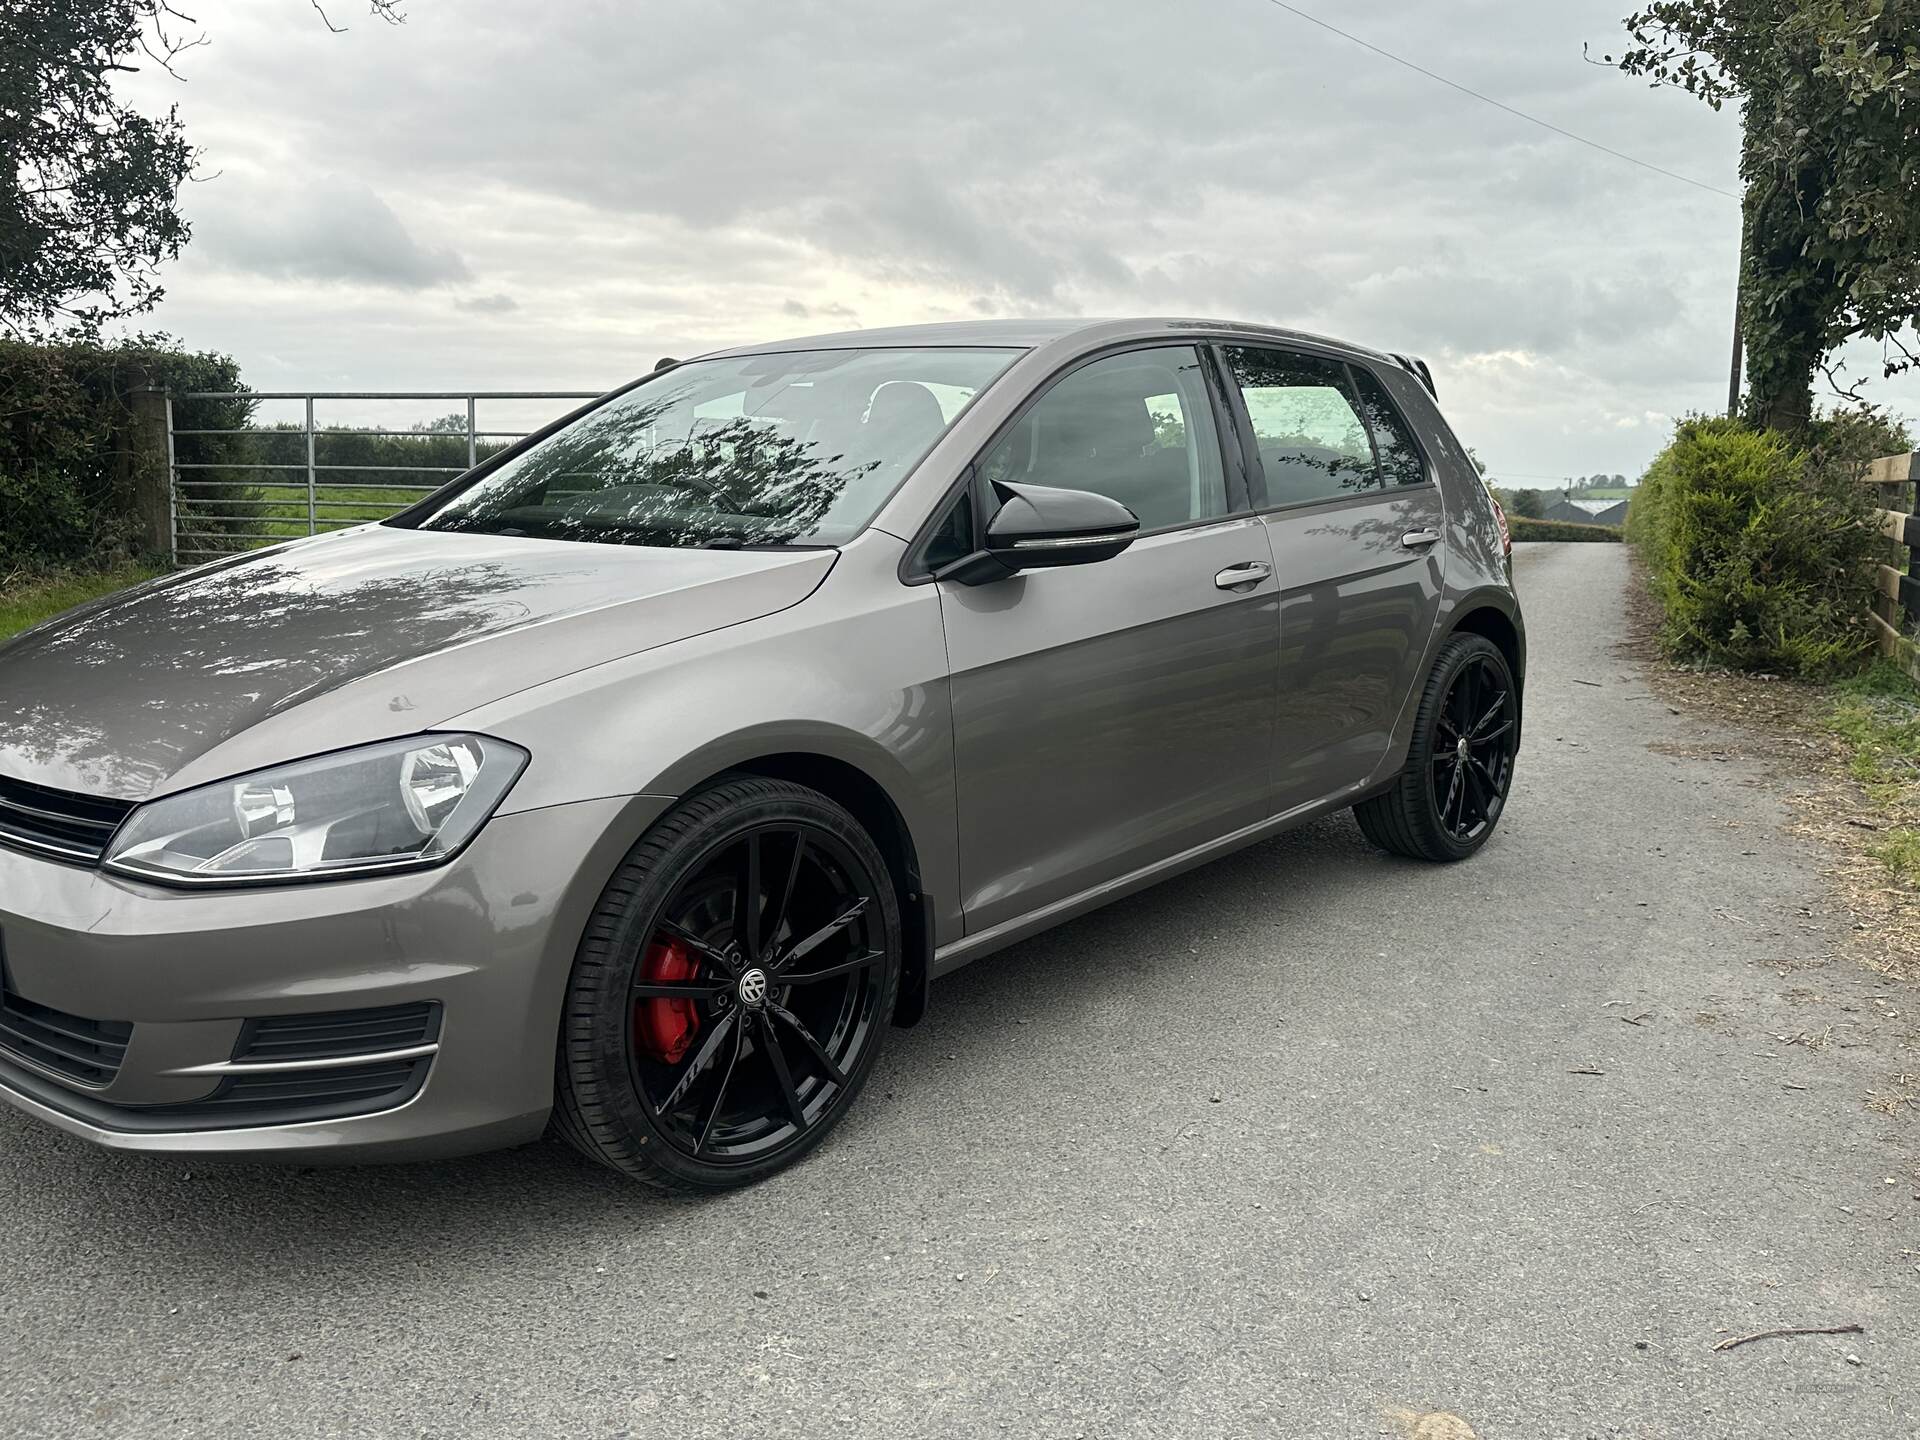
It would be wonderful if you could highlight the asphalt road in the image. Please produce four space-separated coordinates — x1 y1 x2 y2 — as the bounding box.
4 543 1917 1439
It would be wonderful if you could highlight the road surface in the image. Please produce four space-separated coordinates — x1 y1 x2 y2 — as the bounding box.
3 543 1916 1438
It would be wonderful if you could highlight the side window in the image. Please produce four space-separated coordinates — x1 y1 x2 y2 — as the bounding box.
1348 367 1428 487
979 347 1226 531
1221 347 1378 506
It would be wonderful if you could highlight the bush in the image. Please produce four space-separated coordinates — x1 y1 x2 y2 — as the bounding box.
0 336 249 573
1630 414 1883 678
1509 516 1621 543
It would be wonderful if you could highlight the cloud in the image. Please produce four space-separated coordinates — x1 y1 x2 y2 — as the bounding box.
195 174 471 290
112 0 1914 480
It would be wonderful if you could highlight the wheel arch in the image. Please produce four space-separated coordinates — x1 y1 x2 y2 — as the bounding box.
1447 597 1525 699
657 736 935 1028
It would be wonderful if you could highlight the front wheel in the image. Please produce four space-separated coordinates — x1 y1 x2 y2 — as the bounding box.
553 776 901 1192
1355 632 1518 862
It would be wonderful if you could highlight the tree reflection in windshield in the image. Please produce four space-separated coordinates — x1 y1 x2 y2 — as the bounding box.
414 347 1018 549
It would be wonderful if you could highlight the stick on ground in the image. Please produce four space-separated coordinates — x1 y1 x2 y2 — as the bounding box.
1712 1323 1863 1353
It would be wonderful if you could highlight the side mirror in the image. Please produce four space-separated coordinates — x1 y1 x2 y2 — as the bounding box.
935 480 1139 586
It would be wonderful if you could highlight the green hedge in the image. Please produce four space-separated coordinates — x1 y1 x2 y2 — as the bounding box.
1509 516 1622 543
1629 414 1894 678
0 337 249 573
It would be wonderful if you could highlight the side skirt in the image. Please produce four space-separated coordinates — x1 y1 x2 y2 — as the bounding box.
930 779 1375 981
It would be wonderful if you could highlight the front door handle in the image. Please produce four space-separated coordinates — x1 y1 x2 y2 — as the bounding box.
1401 528 1441 549
1214 560 1273 590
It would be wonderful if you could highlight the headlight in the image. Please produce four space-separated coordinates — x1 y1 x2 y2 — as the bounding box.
103 734 528 886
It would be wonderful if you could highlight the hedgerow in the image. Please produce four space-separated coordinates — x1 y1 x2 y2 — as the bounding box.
1628 413 1898 678
0 336 248 573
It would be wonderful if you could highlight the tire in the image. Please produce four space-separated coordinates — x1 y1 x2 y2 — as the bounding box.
554 775 901 1192
1355 632 1519 862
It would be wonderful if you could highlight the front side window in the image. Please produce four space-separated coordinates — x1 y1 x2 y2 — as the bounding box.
1222 347 1378 506
412 347 1017 548
978 346 1227 531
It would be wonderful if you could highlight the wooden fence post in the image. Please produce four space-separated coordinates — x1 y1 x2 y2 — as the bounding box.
1866 450 1920 677
125 386 172 560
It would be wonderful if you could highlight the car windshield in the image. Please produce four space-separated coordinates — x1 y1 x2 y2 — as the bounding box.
409 347 1018 549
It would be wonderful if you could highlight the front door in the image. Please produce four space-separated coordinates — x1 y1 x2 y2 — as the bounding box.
936 346 1279 934
1215 345 1447 814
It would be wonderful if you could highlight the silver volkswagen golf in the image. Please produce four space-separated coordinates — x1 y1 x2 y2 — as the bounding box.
0 319 1523 1190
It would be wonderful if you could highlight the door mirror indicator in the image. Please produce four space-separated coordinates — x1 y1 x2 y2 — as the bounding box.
934 480 1140 586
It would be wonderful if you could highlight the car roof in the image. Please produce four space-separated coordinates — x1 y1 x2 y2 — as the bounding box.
701 316 1405 368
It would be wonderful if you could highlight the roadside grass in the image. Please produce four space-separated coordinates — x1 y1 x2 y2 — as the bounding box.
1826 661 1920 884
6 487 423 638
0 561 166 642
1623 548 1920 982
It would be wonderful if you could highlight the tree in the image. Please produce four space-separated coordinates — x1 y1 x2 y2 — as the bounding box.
0 2 403 337
1508 488 1547 519
0 4 192 336
1610 2 1920 436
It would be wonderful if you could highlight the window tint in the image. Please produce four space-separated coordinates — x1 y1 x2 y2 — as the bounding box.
1221 347 1378 506
1348 367 1428 487
979 346 1226 531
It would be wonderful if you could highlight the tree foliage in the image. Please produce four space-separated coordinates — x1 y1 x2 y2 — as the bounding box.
0 335 248 571
1611 2 1920 434
0 3 194 337
1627 412 1896 675
0 1 405 338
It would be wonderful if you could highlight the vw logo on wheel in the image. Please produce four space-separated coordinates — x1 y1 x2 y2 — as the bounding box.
737 968 770 1007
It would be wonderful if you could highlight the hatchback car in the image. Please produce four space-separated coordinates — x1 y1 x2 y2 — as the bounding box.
0 318 1522 1191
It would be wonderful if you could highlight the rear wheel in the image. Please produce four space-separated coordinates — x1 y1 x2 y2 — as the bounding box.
554 776 900 1192
1355 632 1518 862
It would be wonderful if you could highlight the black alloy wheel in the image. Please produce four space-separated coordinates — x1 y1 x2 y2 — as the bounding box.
554 776 901 1191
1354 631 1519 862
1429 649 1518 844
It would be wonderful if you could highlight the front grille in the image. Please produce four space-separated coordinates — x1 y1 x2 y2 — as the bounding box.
234 1002 438 1062
0 986 133 1086
0 774 134 866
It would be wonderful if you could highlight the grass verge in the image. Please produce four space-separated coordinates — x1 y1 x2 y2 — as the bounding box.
1826 661 1920 884
0 561 166 642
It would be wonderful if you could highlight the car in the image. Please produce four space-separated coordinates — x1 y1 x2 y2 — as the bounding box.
0 318 1524 1191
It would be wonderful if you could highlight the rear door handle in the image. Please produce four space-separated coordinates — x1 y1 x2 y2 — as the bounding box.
1401 528 1441 549
1214 560 1273 590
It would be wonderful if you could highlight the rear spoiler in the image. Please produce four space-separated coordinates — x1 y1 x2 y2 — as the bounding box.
1391 353 1436 398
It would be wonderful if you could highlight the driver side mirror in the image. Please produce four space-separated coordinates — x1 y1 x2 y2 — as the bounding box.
934 479 1140 586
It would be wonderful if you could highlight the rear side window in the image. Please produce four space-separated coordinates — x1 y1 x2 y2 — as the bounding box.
1220 347 1377 506
1348 366 1428 487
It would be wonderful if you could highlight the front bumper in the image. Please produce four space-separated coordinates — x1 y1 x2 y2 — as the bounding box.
0 794 664 1161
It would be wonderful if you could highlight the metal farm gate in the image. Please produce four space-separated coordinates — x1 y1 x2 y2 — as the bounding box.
164 390 601 564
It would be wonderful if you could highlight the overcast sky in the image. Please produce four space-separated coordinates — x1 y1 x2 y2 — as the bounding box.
116 0 1917 487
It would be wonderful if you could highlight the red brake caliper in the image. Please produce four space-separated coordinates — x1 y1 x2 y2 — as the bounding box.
634 938 702 1064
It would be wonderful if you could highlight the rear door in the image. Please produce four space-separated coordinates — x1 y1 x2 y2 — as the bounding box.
1215 345 1446 814
929 345 1280 934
